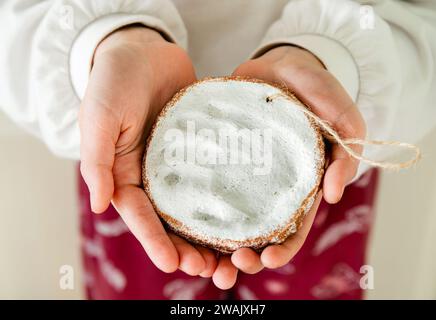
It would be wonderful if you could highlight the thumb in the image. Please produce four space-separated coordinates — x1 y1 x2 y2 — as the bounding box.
79 100 119 213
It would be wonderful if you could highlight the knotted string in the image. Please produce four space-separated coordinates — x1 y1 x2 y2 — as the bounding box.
266 92 421 170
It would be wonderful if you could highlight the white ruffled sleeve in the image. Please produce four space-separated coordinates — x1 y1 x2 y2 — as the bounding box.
251 0 436 178
0 0 187 158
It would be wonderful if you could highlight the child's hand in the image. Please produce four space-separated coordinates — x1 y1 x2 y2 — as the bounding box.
79 26 218 277
226 45 366 278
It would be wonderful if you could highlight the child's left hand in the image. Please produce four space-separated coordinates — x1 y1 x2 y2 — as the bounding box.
211 45 367 289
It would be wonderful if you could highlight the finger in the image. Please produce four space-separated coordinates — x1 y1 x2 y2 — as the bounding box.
212 255 238 290
323 146 360 204
279 71 365 204
197 246 218 278
79 100 119 213
231 248 264 274
112 185 179 273
323 106 364 204
168 234 206 276
261 191 322 269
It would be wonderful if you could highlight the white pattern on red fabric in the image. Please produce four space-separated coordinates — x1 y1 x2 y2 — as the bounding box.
311 263 360 299
82 237 127 292
163 278 209 300
238 285 258 300
264 280 289 295
354 170 373 188
95 218 129 237
312 205 372 255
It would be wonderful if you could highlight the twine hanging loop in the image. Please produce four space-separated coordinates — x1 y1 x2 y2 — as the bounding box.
266 92 421 170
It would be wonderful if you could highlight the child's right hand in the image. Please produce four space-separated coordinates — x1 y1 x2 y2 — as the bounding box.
79 26 221 279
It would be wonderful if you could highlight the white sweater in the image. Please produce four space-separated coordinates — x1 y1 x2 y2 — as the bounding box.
0 0 435 177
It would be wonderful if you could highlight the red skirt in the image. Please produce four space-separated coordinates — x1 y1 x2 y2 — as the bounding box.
78 169 379 300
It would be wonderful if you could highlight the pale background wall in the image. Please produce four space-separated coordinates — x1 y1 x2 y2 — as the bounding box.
367 129 436 299
0 112 435 299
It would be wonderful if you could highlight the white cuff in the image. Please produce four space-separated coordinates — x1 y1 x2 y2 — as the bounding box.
70 13 185 100
251 34 359 102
